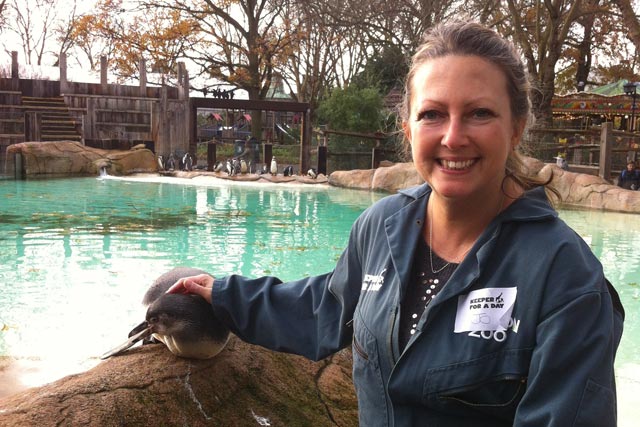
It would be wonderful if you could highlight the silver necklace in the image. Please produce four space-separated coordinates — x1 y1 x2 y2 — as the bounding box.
428 203 452 274
428 194 505 274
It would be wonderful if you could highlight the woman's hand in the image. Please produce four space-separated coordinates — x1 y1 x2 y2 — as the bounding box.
166 274 214 304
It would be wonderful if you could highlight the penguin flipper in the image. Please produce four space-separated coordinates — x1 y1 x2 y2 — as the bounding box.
100 323 152 359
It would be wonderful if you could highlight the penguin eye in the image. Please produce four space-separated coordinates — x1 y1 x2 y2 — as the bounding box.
148 316 158 323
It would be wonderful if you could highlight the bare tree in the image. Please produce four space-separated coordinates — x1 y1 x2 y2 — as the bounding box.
5 0 60 66
0 0 8 32
613 0 640 55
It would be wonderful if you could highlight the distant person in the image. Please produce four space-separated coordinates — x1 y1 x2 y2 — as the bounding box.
618 161 640 190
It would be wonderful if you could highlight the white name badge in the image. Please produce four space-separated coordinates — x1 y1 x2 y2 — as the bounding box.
454 287 517 333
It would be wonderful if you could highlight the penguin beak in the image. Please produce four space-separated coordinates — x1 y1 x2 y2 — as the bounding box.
100 323 152 359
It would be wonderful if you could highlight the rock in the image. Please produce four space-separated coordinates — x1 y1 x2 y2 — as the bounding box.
329 159 640 213
5 141 158 178
0 337 358 427
371 162 425 193
329 169 375 190
328 163 426 193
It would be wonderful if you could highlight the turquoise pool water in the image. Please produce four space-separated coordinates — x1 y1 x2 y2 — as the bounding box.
0 176 638 423
0 177 383 367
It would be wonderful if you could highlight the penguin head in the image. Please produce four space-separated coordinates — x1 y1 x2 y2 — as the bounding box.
145 293 228 342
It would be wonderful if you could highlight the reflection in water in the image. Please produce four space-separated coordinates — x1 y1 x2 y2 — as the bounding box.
0 177 383 373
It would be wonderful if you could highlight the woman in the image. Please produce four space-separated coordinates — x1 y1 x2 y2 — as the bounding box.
169 20 624 426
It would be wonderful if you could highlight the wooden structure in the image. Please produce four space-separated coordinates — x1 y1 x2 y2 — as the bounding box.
190 97 311 174
525 123 640 182
0 53 312 175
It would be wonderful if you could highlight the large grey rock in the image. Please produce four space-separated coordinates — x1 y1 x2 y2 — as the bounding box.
0 337 358 427
5 140 158 178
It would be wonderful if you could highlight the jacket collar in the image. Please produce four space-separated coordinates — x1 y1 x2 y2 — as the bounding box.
389 183 557 304
397 183 558 223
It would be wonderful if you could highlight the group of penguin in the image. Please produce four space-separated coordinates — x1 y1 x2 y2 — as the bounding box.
157 153 318 179
157 152 197 172
213 156 318 179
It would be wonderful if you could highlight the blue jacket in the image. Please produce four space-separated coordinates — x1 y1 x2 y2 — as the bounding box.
618 168 640 189
211 184 624 426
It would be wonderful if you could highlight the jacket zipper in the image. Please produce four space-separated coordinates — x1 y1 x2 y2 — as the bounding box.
352 336 369 360
389 305 399 363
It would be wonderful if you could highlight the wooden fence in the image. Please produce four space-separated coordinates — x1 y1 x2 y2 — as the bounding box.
524 122 640 182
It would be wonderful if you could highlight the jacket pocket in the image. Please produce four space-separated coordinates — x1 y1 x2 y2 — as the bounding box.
437 374 526 420
424 348 531 421
573 378 616 427
352 309 389 426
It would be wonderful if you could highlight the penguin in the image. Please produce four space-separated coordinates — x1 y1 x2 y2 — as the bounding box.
166 154 176 171
232 159 241 176
270 157 278 175
307 168 318 179
182 153 193 171
240 159 248 174
100 267 230 360
226 159 234 176
283 165 294 177
157 155 165 171
213 161 224 173
259 164 268 175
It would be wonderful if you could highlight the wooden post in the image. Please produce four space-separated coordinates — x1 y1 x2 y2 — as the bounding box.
160 83 169 155
11 51 18 79
372 147 384 169
24 112 41 142
100 56 108 92
299 108 312 174
599 122 613 182
85 97 95 142
263 143 273 169
207 142 217 171
59 53 67 93
317 146 327 175
139 58 147 96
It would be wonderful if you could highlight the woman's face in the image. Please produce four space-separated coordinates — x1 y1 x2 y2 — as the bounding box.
403 55 524 202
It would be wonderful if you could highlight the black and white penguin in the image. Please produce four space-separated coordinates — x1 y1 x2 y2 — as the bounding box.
100 267 230 360
213 161 224 173
232 159 241 176
283 165 294 177
270 157 278 175
307 168 318 179
240 159 248 174
259 164 268 175
182 153 193 171
226 159 234 176
157 155 165 171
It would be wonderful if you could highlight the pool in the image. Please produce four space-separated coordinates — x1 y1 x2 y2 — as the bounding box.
0 176 638 424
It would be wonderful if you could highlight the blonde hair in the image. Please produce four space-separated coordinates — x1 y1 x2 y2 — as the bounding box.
399 20 555 198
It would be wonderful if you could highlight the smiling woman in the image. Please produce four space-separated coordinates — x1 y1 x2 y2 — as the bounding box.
161 20 624 427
